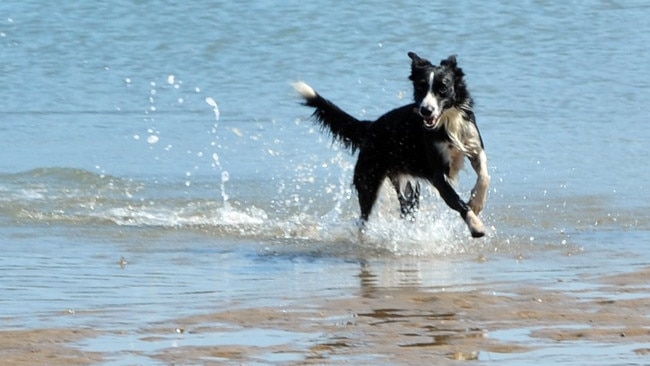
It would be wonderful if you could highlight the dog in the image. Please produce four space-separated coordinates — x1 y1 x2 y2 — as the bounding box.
293 52 490 238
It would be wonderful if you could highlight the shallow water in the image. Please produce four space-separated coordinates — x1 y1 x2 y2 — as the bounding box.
1 0 650 364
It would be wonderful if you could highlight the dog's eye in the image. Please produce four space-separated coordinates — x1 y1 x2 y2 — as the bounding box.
416 81 428 90
438 86 448 95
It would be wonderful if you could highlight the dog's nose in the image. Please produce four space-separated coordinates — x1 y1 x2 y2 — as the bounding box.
419 106 433 117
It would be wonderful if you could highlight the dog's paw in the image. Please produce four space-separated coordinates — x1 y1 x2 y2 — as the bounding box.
464 211 485 238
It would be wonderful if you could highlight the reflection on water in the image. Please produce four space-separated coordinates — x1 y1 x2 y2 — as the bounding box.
2 225 649 364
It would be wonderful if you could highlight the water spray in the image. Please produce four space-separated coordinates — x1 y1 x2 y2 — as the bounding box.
205 97 230 208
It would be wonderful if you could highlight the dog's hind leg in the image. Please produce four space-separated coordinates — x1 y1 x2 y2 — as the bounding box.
389 175 421 221
355 176 383 223
431 173 485 238
353 157 386 223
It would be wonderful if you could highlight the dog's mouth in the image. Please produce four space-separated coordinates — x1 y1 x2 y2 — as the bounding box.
424 114 441 129
413 107 442 129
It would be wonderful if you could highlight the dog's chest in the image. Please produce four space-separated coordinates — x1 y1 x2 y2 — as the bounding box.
434 141 465 179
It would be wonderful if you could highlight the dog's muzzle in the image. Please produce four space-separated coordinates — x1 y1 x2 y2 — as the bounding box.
416 106 441 129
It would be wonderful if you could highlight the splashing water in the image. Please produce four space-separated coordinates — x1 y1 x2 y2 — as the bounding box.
220 170 230 204
205 96 229 208
205 96 220 121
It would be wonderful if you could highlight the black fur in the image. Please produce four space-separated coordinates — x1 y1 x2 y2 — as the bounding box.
295 52 488 238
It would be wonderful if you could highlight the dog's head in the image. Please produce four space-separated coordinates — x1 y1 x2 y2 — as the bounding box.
408 52 466 129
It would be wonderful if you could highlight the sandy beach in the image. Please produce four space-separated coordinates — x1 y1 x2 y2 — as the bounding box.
4 261 650 365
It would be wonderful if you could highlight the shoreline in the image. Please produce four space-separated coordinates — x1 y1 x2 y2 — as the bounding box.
5 266 650 365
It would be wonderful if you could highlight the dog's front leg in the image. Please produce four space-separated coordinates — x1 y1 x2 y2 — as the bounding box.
468 149 490 214
431 173 485 238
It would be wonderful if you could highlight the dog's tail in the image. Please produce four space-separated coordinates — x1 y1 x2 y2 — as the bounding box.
292 81 370 153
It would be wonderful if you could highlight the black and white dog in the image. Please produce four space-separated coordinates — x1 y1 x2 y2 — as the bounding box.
293 52 490 238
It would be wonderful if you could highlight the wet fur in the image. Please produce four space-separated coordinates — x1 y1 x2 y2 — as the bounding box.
293 52 490 238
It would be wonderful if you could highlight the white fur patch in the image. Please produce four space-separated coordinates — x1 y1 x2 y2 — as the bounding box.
420 91 440 117
435 107 488 208
438 107 482 156
292 81 316 99
419 71 441 119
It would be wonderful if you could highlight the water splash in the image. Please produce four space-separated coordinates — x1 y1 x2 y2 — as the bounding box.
205 96 220 121
205 96 229 208
220 170 230 204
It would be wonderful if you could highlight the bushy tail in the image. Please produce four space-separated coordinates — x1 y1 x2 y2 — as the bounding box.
292 81 370 153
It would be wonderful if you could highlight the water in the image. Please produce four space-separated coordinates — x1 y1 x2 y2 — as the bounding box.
1 1 650 365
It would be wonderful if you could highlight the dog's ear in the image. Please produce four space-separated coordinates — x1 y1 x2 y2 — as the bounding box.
441 55 464 78
440 55 458 68
408 52 432 80
408 52 432 67
408 52 421 63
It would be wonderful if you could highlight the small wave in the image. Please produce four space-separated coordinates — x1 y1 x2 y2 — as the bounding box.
101 203 268 228
0 167 123 183
0 167 597 257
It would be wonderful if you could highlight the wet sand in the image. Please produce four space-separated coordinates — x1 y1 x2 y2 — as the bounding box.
0 328 102 366
5 265 650 365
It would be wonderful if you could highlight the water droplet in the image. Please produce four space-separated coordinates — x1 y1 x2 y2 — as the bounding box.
205 97 220 120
